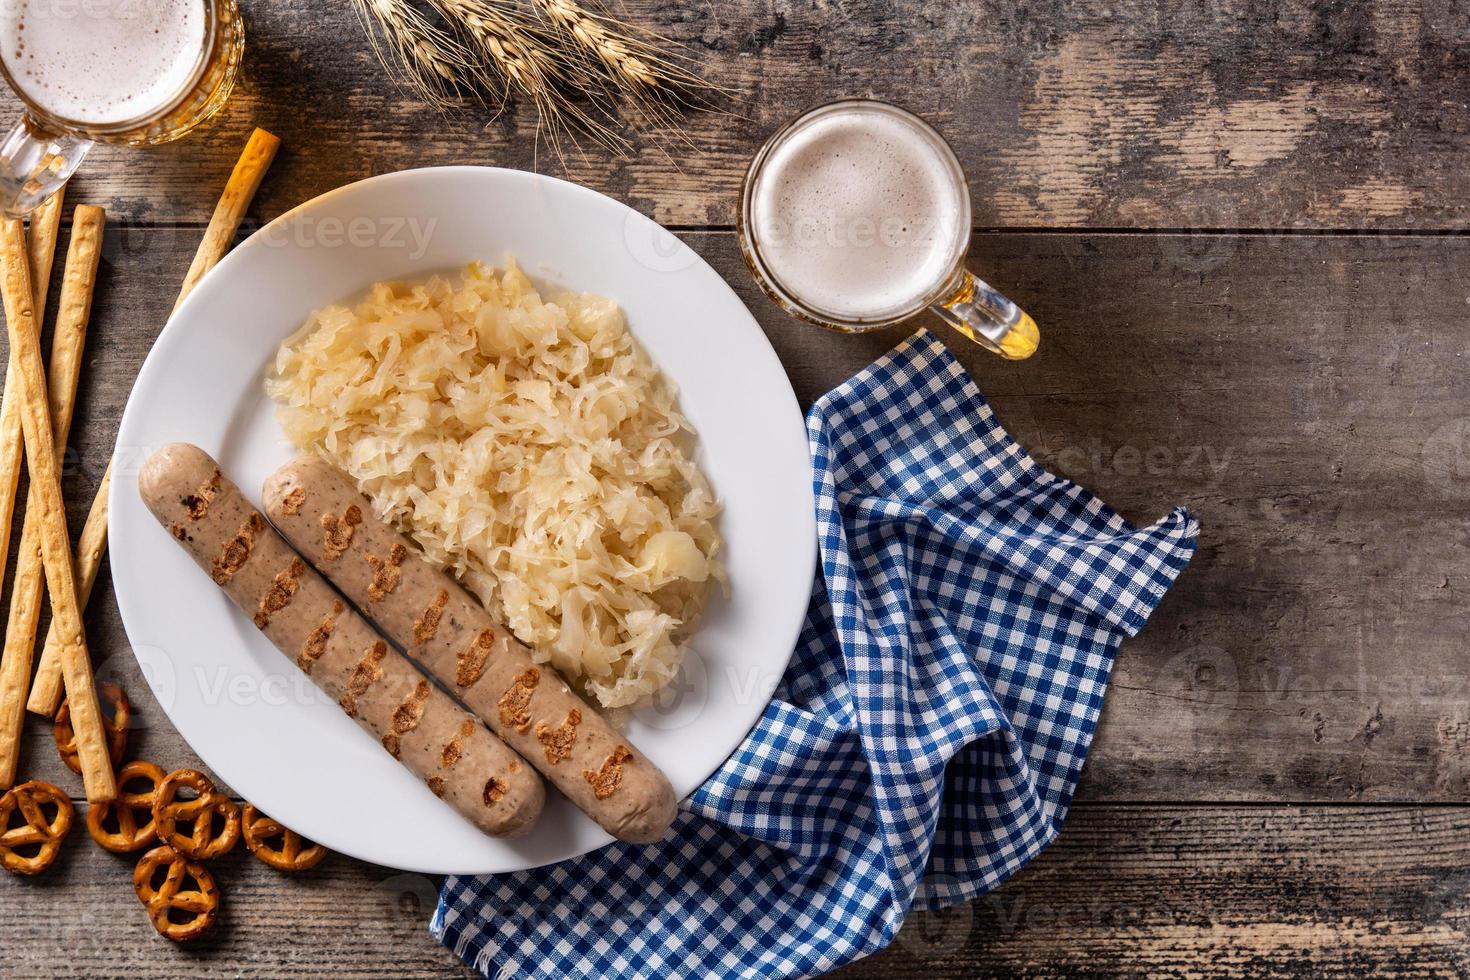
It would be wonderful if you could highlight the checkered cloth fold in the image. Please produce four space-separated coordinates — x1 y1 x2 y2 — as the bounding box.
434 329 1198 979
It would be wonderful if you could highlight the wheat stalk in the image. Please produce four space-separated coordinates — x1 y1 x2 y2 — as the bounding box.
350 0 722 156
431 0 632 155
350 0 472 109
535 0 660 89
528 0 724 151
532 0 704 94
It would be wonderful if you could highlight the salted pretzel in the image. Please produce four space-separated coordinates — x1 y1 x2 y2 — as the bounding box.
152 769 240 860
241 804 328 872
54 681 129 775
0 781 74 876
86 761 167 854
133 845 220 942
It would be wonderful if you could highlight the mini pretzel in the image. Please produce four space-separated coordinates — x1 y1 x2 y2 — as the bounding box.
241 804 328 872
54 681 129 775
0 780 73 876
133 845 220 942
86 761 166 854
152 769 240 860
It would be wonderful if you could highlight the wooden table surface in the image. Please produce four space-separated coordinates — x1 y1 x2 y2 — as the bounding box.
5 0 1470 976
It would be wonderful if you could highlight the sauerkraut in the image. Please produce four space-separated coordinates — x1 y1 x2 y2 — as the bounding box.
265 260 722 708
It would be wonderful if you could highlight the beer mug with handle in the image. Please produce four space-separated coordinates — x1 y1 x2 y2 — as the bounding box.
0 0 242 217
740 100 1040 360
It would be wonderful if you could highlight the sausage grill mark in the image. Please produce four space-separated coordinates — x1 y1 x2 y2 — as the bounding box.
339 641 388 717
441 720 475 770
394 682 431 732
483 777 506 806
320 505 362 561
535 709 582 765
584 746 633 801
279 486 306 516
254 557 306 628
211 514 265 585
181 470 222 520
413 590 449 646
297 601 342 674
366 544 406 602
497 669 540 733
142 448 549 841
455 629 496 688
383 681 431 757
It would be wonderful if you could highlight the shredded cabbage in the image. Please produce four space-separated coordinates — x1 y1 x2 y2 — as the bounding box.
265 260 722 708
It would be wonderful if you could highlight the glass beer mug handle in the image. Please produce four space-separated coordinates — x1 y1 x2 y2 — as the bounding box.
930 270 1040 360
0 115 91 218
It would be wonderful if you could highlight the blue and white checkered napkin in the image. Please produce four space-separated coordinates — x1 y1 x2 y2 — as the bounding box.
433 329 1199 979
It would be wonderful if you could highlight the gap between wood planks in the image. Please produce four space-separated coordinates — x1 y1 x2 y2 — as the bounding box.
37 794 1470 808
76 222 1470 237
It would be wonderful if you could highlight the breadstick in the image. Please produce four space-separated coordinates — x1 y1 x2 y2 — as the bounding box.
29 129 281 717
0 188 66 650
27 463 109 716
175 128 280 312
0 191 67 787
0 206 104 790
28 189 66 316
0 218 113 802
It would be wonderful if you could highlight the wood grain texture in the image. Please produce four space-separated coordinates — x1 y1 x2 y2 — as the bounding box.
1 0 1464 229
2 805 1466 977
840 805 1470 978
5 225 1470 807
2 218 1467 974
0 0 1462 973
0 839 473 978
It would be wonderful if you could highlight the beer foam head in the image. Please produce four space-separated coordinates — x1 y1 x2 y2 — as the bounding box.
0 0 207 127
748 103 969 323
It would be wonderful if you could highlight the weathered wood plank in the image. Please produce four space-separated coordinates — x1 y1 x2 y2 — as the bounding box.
839 805 1470 978
6 224 1470 805
0 835 474 977
1 0 1465 228
2 805 1466 976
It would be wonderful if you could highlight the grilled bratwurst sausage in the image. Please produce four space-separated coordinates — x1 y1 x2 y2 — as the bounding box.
139 444 545 839
262 456 679 844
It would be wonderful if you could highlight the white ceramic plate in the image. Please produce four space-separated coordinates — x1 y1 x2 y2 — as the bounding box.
110 167 815 875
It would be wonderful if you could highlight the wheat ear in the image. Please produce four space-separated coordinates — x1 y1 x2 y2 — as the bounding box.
531 0 720 97
430 0 629 154
349 0 473 108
